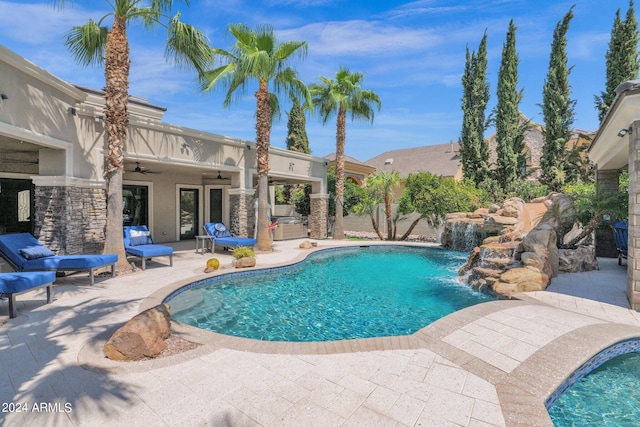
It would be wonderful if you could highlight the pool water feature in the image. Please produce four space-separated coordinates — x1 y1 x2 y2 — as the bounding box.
167 246 494 342
547 340 640 426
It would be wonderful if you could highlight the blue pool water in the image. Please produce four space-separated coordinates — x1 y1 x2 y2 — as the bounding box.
168 246 494 342
548 351 640 426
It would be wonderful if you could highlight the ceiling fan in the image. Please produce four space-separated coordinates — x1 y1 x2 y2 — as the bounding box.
126 162 161 175
214 171 230 180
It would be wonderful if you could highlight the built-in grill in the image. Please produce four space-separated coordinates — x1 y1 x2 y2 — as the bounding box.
272 216 307 240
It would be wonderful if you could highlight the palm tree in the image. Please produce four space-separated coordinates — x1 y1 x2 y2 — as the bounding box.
310 67 381 239
365 171 401 240
200 23 312 252
56 0 212 271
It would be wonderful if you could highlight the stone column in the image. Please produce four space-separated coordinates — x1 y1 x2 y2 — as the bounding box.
33 183 107 254
594 168 621 257
228 188 255 237
309 193 329 239
628 122 640 309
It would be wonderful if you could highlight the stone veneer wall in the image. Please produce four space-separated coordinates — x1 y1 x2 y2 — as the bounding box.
629 123 640 310
34 186 107 254
229 192 254 237
309 194 328 239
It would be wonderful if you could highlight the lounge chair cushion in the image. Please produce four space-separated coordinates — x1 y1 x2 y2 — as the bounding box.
19 245 55 260
203 222 256 248
0 271 56 294
124 244 173 257
0 233 117 271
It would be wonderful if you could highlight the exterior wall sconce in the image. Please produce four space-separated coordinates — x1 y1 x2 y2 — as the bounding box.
0 94 8 100
67 107 77 116
618 126 632 137
246 144 251 150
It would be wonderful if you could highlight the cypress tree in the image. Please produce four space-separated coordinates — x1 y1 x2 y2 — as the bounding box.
540 7 576 192
460 32 490 185
595 1 639 123
494 20 522 190
285 98 311 154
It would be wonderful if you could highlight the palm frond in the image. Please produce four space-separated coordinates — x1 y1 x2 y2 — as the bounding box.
199 63 236 92
64 20 108 66
166 12 213 74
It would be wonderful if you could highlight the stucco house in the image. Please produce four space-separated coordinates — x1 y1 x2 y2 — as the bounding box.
0 45 328 260
588 80 640 310
323 153 376 186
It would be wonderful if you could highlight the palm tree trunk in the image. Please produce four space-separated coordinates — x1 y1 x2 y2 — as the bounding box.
103 14 131 271
334 107 346 239
255 80 272 251
370 215 384 240
400 217 422 241
384 193 393 240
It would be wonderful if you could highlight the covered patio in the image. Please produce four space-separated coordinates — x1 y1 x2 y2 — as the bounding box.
588 80 640 310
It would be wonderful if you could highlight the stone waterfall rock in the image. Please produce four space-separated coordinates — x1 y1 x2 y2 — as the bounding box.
104 304 171 361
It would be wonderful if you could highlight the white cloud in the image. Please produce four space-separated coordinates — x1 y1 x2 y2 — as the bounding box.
281 20 443 57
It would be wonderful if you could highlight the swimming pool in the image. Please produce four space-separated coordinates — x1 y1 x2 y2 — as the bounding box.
547 339 640 426
166 246 494 342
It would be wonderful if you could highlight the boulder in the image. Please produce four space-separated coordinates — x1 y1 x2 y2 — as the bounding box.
299 240 313 249
488 203 502 213
235 257 256 268
558 246 599 273
104 304 171 361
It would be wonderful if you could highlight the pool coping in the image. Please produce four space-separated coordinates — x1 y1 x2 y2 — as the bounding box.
75 242 640 426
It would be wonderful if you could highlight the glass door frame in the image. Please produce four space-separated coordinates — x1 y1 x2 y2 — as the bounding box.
122 180 153 232
204 184 229 225
175 184 203 240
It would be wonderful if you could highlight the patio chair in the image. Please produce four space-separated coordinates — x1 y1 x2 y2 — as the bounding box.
0 233 117 285
0 271 56 318
612 220 628 266
123 225 173 270
203 222 256 251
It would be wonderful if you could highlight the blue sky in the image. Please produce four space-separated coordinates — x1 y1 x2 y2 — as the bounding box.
0 0 635 161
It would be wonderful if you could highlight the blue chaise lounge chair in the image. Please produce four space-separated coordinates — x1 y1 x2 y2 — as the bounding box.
613 220 628 266
0 233 117 285
123 225 173 270
203 222 256 251
0 271 56 318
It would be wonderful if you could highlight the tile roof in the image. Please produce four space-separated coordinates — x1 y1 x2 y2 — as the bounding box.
364 142 461 178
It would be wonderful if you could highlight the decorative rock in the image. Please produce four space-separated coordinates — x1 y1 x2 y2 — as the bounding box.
558 246 599 273
488 203 502 213
104 304 171 361
299 240 313 249
521 252 544 270
235 257 256 268
458 247 479 276
486 215 519 226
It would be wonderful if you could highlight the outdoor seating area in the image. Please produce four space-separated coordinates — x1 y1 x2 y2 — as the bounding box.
123 225 173 270
203 222 256 251
0 233 117 285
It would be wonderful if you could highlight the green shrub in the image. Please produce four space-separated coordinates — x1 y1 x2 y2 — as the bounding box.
232 246 256 259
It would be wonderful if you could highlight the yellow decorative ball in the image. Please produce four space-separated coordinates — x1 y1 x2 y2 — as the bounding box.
206 258 220 270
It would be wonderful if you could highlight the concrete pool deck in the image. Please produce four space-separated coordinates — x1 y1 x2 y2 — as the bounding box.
0 239 637 426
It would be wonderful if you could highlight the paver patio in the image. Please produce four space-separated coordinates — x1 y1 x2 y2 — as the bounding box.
0 240 635 426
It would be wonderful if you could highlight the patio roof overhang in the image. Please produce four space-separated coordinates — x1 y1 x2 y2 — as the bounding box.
589 82 640 171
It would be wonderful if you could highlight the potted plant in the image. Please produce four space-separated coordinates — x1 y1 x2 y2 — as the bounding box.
232 246 256 268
